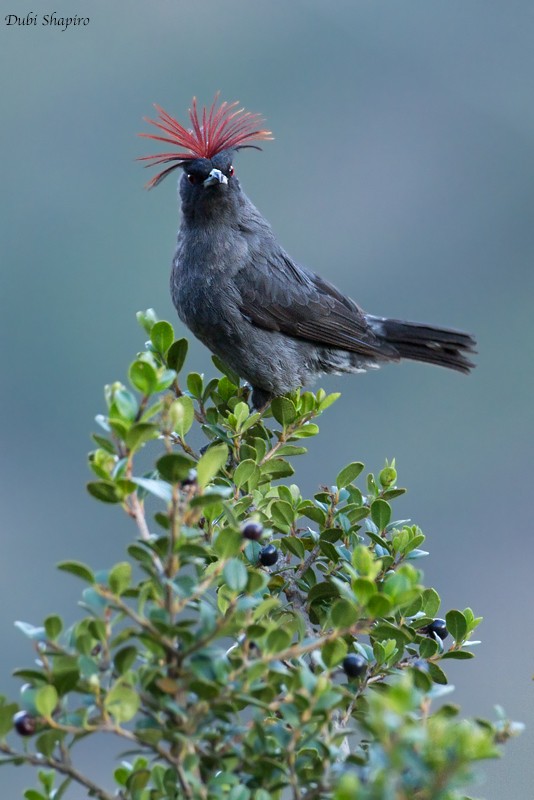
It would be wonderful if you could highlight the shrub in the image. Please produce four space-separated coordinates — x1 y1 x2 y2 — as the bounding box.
0 311 521 800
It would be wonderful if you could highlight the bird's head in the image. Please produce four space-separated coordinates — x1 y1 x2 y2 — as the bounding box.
138 94 272 197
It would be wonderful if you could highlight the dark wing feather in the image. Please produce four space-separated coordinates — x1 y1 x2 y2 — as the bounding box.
235 251 397 359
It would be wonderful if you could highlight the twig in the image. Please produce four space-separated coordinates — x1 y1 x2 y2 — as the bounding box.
0 743 114 800
169 433 200 460
176 761 195 799
284 579 315 638
295 544 321 579
95 587 178 656
128 493 152 542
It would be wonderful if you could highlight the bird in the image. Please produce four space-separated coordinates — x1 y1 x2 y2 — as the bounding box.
139 95 476 410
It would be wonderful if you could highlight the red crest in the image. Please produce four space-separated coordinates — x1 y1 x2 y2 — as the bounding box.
139 94 273 188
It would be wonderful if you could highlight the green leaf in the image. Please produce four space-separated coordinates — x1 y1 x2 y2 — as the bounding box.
136 308 158 333
114 389 138 421
150 320 174 354
266 628 292 652
87 480 121 504
114 646 138 675
370 498 391 530
129 360 158 395
282 536 305 559
271 397 297 427
212 355 240 385
441 650 475 660
169 395 195 438
157 453 196 483
352 544 373 574
131 477 172 503
318 392 341 411
419 638 439 659
109 562 132 595
35 685 58 718
270 500 295 528
125 423 159 452
352 578 376 604
197 443 228 488
166 338 188 372
186 372 203 398
108 417 128 439
367 594 393 617
260 459 295 480
290 422 319 439
44 615 63 640
336 462 364 489
422 588 441 617
300 503 327 525
276 444 307 457
156 368 177 392
334 773 361 800
308 582 339 605
330 598 359 628
57 561 95 583
322 638 348 667
427 661 448 685
0 702 18 738
446 609 468 643
105 684 140 723
223 559 248 593
14 621 46 641
214 529 243 558
91 434 115 454
189 493 227 508
234 459 258 489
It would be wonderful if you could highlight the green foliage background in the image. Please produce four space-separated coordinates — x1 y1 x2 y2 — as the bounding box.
1 0 533 796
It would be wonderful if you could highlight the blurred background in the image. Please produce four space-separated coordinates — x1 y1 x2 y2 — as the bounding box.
1 0 533 796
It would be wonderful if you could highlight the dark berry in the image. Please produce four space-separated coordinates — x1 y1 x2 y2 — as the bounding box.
13 711 37 737
423 618 448 641
180 469 197 488
342 653 367 678
259 544 278 566
241 520 263 541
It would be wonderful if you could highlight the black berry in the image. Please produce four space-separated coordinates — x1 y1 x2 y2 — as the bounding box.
241 520 263 541
13 711 37 737
342 653 367 678
259 544 278 566
424 618 448 641
180 469 197 487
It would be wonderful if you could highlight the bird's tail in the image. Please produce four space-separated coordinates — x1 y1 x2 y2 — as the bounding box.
370 316 477 374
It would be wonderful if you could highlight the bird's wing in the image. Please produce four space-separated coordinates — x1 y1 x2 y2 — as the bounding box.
235 250 396 358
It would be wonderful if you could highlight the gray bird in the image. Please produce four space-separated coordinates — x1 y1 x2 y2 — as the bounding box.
140 96 476 409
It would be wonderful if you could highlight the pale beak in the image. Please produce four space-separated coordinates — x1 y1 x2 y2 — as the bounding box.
203 168 228 187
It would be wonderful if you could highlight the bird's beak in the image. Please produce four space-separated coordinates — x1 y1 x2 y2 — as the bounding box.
203 168 228 188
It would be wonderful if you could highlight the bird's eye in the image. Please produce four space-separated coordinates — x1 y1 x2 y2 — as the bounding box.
228 165 234 177
187 174 196 185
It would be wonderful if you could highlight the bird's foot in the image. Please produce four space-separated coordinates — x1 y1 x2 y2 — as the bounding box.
250 386 274 413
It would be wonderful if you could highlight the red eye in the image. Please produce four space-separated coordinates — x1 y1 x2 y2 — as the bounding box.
187 174 196 185
228 165 234 177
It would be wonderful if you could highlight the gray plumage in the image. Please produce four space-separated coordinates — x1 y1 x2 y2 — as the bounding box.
170 149 476 408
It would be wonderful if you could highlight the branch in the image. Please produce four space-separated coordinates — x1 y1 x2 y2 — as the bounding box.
127 492 152 542
0 743 114 800
96 587 178 656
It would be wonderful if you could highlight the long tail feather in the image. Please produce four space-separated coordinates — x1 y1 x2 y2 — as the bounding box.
369 316 477 374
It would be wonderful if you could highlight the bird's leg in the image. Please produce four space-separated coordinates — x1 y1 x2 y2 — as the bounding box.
250 386 273 413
